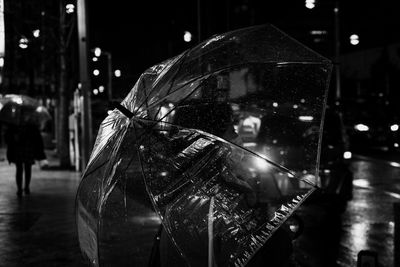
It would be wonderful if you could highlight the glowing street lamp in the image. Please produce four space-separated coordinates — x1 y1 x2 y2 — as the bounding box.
94 47 101 57
114 69 121 77
33 29 40 38
350 34 359 45
183 31 192 42
66 4 75 14
19 37 29 49
91 47 113 100
93 69 100 76
305 0 315 9
92 57 98 62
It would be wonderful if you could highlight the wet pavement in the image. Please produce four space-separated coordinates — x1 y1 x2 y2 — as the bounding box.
293 152 400 267
0 148 87 267
0 148 399 266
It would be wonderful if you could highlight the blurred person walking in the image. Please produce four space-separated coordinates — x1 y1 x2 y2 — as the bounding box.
5 123 46 197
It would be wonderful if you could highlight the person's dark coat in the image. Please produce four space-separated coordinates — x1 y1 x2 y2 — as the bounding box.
5 124 46 164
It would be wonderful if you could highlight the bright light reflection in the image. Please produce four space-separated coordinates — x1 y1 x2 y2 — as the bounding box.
350 222 369 254
395 143 399 148
272 102 278 107
353 179 370 188
253 156 271 171
343 151 352 159
354 123 369 131
390 124 399 131
0 58 4 68
389 162 400 168
298 115 313 122
99 85 105 93
93 69 100 76
93 89 99 95
92 57 98 62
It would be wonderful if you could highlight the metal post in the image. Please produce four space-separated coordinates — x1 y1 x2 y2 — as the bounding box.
334 1 341 101
77 0 93 170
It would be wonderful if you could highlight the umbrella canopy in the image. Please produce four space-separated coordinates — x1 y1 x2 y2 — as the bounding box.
0 94 51 129
76 24 332 266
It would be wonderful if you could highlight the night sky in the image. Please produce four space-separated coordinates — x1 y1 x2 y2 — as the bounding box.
87 0 400 96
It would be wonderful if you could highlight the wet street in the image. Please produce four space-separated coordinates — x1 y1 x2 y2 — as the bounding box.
294 152 400 267
0 148 399 266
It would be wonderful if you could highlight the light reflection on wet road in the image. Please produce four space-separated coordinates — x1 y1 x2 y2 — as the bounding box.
294 156 400 267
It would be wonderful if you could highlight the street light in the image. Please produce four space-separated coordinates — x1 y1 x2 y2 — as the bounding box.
306 0 341 101
114 69 121 77
33 29 40 38
19 37 29 49
91 47 113 100
183 31 192 42
350 34 359 45
65 4 75 14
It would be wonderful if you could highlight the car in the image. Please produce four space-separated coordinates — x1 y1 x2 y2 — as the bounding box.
341 98 400 152
236 105 353 212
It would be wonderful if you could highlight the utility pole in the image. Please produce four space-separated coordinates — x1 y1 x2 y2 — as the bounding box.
58 0 70 167
334 1 341 101
77 0 93 169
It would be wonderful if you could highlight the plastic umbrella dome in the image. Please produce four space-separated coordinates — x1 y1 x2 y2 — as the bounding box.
76 24 332 266
0 94 51 129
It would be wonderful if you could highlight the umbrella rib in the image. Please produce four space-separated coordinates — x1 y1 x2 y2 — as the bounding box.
132 61 325 115
133 51 189 115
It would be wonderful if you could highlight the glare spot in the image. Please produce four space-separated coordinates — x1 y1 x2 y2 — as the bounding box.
272 102 278 108
350 222 368 253
93 69 100 76
354 124 369 132
33 29 40 38
353 179 370 188
389 162 400 168
65 4 75 14
350 34 359 45
390 124 399 132
305 0 315 9
183 31 192 42
343 151 352 159
298 115 314 122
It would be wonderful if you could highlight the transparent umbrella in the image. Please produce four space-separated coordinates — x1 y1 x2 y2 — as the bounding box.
0 94 51 129
76 24 332 267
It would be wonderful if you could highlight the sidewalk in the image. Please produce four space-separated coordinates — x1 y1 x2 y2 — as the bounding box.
0 148 88 266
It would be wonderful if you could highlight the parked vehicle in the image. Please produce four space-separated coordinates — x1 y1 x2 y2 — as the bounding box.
341 98 399 152
236 105 353 212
